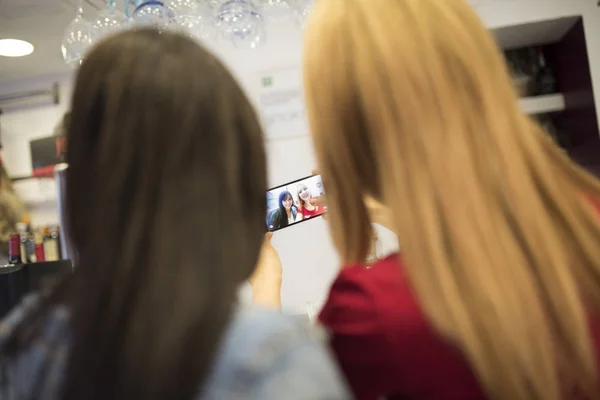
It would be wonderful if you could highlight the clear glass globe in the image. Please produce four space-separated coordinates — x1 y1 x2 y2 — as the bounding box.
167 0 216 41
294 0 314 29
255 0 292 23
91 7 129 41
207 0 226 8
202 0 223 10
170 14 216 41
61 11 93 69
165 0 201 16
216 0 252 37
231 10 267 49
132 1 174 29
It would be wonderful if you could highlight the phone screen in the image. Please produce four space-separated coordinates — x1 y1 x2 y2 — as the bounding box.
266 174 326 232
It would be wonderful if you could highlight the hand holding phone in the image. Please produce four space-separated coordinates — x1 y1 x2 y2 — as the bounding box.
249 233 282 309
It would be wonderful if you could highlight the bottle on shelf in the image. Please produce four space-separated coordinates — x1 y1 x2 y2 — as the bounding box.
505 48 536 97
15 222 29 263
52 225 63 260
43 225 60 262
7 234 23 265
34 231 45 263
25 232 36 263
536 47 557 95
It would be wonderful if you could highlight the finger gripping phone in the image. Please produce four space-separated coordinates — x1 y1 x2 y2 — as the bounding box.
266 174 326 232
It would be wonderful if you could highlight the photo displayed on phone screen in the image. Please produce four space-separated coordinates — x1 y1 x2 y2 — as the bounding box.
266 175 326 232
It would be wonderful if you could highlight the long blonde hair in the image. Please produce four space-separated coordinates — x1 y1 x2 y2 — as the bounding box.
303 1 600 399
297 183 311 209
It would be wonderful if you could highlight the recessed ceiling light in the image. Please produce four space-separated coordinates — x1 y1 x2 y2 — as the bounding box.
0 39 34 57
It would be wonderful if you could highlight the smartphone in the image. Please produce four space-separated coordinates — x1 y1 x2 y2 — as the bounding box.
266 174 326 232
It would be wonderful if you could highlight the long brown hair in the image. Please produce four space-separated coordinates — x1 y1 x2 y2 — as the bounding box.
304 1 600 399
6 29 267 400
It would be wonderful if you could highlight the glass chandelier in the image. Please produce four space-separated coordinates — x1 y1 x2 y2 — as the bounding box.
62 0 316 67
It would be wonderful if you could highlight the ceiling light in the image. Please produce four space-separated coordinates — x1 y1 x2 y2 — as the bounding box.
0 39 34 57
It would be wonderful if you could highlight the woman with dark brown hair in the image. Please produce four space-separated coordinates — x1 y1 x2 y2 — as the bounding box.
0 29 348 400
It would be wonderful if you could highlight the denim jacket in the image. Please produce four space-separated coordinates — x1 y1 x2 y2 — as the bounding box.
0 295 350 400
266 207 298 230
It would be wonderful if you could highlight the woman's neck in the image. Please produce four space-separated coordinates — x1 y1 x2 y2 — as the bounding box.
286 208 292 217
303 201 316 211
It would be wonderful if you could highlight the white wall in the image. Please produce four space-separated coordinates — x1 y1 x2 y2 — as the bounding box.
208 25 341 313
1 74 72 226
2 0 600 313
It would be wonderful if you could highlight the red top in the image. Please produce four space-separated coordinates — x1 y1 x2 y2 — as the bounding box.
319 254 600 400
300 204 324 219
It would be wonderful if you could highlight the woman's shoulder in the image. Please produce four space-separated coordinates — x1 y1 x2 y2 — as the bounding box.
225 307 323 351
0 294 70 348
329 254 416 307
0 294 70 400
320 256 484 400
0 294 43 340
267 208 280 220
201 306 349 399
320 254 426 336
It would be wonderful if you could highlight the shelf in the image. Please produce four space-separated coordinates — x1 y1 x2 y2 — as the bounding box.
10 175 54 182
492 16 579 50
10 165 62 182
519 93 566 115
0 264 24 275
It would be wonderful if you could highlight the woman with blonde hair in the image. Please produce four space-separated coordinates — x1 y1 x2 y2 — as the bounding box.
297 183 323 219
261 0 600 399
